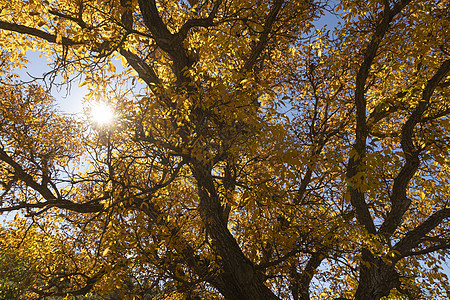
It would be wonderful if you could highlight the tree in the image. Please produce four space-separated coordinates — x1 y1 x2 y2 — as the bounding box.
0 227 36 299
0 0 449 299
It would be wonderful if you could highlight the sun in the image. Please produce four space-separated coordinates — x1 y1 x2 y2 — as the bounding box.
90 102 115 125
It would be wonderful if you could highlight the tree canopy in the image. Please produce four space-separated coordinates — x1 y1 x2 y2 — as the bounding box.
0 0 449 299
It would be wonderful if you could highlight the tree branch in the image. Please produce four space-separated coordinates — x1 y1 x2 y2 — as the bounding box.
402 241 450 257
0 147 57 202
346 0 412 234
137 0 192 78
366 91 407 129
177 0 223 40
120 49 161 86
31 266 107 297
0 147 103 213
379 58 450 236
243 0 284 72
48 9 88 29
0 20 80 46
394 208 450 256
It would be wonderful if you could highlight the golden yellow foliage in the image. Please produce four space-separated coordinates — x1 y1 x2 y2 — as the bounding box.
0 0 449 299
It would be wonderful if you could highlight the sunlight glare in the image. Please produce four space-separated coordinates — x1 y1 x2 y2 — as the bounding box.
91 102 115 125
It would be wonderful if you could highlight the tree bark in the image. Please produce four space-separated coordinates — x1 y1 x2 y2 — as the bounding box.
353 249 399 300
192 164 280 300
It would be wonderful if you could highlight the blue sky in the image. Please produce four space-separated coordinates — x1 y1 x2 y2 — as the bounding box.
15 51 85 115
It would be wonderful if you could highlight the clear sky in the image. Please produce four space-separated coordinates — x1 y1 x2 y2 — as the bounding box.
15 51 85 115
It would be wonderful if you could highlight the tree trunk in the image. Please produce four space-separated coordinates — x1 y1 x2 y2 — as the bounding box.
353 249 399 300
192 165 280 300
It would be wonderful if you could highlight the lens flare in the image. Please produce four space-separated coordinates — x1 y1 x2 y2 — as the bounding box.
90 102 114 125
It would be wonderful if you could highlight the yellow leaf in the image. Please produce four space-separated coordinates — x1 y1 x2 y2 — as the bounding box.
109 61 116 72
56 34 62 44
121 56 127 68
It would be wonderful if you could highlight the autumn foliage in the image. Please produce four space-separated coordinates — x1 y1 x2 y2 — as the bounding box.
0 0 449 299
